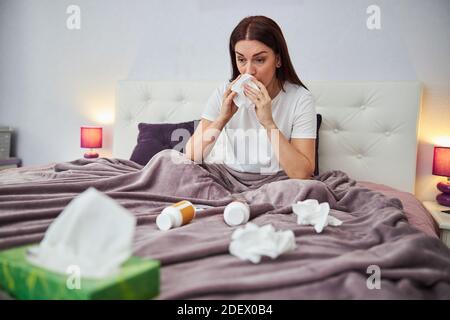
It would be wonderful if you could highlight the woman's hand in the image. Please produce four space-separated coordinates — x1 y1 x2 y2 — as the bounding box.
243 79 276 128
218 75 242 123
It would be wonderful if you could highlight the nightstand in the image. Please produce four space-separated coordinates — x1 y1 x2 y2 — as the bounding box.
422 201 450 248
0 158 22 170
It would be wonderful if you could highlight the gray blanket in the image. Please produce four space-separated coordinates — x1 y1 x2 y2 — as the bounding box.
0 150 449 299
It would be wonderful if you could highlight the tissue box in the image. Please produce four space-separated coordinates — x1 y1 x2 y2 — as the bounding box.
0 245 160 300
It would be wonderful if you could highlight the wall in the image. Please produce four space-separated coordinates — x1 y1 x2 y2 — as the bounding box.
0 0 449 200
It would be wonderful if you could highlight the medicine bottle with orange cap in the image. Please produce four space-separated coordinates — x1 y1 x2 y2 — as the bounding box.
156 200 196 231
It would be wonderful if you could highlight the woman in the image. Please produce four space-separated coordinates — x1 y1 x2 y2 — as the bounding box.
185 15 316 180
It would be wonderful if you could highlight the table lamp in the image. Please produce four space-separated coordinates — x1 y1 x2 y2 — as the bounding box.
80 126 102 158
432 146 450 207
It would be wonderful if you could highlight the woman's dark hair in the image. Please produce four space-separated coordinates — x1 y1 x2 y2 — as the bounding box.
229 16 308 92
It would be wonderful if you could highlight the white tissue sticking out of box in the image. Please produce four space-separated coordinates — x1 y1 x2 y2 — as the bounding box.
231 74 261 109
26 187 137 279
229 223 296 264
292 199 342 233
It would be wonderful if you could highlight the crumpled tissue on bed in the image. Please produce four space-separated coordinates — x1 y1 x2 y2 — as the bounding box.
292 199 342 233
229 223 296 264
27 187 136 279
231 73 261 109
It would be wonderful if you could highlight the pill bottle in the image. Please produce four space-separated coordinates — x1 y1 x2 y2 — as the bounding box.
223 201 250 226
156 200 196 231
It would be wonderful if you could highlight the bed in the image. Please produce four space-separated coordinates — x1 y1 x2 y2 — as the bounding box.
0 80 449 299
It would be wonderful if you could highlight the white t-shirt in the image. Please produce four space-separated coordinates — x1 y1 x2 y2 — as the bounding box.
201 81 317 175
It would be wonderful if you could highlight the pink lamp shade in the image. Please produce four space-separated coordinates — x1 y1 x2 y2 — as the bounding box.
432 146 450 207
80 126 102 158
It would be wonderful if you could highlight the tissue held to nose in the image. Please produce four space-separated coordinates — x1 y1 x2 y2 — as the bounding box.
156 200 196 231
231 73 260 109
26 187 137 279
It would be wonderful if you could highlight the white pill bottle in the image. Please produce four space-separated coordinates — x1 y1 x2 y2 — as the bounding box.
156 200 196 231
223 201 250 226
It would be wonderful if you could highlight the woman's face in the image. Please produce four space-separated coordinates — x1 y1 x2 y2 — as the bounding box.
234 40 280 88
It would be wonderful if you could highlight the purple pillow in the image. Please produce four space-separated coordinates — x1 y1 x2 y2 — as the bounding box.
130 120 198 165
314 113 322 176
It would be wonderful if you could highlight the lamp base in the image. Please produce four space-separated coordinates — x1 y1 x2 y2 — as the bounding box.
83 151 99 159
437 181 450 193
436 193 450 207
436 181 450 207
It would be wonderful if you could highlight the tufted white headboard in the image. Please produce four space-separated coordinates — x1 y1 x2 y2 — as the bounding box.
113 81 421 193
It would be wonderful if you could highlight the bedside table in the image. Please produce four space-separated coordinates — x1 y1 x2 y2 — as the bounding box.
422 201 450 248
0 158 22 170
